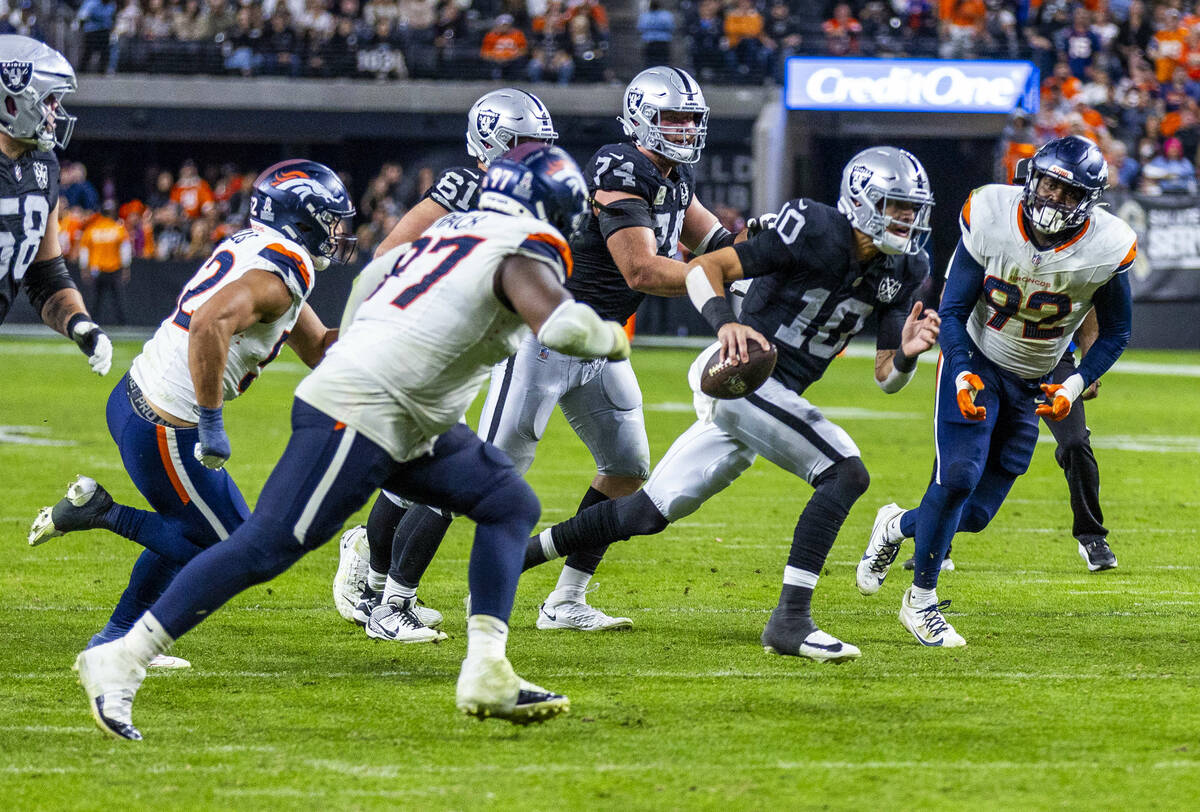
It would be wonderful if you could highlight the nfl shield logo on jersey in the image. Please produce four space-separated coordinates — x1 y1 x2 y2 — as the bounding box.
877 276 902 303
33 162 47 189
0 61 32 94
476 110 500 137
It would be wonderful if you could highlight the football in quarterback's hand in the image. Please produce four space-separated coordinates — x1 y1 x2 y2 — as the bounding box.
700 342 777 399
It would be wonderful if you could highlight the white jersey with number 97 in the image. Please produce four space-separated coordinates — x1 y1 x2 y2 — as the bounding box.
296 210 571 462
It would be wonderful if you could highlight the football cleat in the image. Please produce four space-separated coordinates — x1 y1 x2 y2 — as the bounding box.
856 503 906 595
1079 539 1118 572
456 656 569 725
536 585 632 631
899 587 966 648
351 586 381 626
73 640 146 741
148 654 191 669
761 610 860 663
365 599 448 644
333 525 371 622
28 475 113 546
901 553 955 572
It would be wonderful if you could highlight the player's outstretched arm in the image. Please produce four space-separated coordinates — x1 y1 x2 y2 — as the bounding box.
597 189 694 296
875 302 940 393
684 254 768 365
373 198 450 258
187 269 293 468
25 206 112 375
286 303 337 368
498 254 629 360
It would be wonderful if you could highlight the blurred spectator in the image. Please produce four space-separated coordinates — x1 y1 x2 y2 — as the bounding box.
120 201 157 259
75 0 116 74
110 0 141 73
939 0 987 59
171 160 215 219
225 5 266 76
79 203 132 325
1142 135 1198 194
153 204 188 260
763 1 802 83
62 162 101 212
529 0 574 84
824 3 862 57
1105 139 1140 190
724 0 767 79
263 10 303 76
688 0 728 82
997 109 1037 183
3 1 48 41
359 18 409 79
433 0 469 71
528 44 574 84
566 0 610 82
59 205 88 262
1026 0 1071 80
1149 5 1188 83
1115 0 1153 62
481 14 528 81
1056 6 1100 80
184 217 215 260
637 0 674 69
359 162 404 220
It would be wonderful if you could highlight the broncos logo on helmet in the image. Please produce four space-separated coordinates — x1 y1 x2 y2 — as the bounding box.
251 159 357 269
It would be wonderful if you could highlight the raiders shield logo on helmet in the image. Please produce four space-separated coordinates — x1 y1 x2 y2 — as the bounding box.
476 110 500 137
877 276 902 303
0 61 32 94
849 164 873 195
627 89 643 115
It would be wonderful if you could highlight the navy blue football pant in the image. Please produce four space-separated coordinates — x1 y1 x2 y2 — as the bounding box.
909 347 1042 590
91 375 251 646
146 399 540 640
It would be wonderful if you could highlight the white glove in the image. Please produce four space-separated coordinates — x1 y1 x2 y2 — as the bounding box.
69 315 113 376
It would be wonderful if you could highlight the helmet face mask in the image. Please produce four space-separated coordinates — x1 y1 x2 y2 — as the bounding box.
467 89 558 168
0 35 77 152
1022 135 1108 235
619 67 708 165
837 146 933 256
478 143 590 241
250 160 357 269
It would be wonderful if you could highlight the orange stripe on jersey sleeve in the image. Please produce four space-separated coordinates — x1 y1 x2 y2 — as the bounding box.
960 193 973 229
265 242 312 290
1118 239 1137 268
156 426 190 504
525 232 573 278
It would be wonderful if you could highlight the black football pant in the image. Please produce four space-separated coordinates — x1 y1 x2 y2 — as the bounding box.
1042 353 1107 544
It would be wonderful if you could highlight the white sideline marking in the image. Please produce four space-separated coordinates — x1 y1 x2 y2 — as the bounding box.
0 426 76 447
646 402 923 420
1036 434 1200 453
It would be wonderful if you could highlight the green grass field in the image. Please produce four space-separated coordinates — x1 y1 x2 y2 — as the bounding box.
1 335 1198 810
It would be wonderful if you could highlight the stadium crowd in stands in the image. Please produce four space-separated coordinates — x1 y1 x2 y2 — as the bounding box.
46 1 1200 268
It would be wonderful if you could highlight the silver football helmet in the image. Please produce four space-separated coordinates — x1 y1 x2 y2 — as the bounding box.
0 35 76 152
466 88 558 168
619 66 708 165
837 146 933 256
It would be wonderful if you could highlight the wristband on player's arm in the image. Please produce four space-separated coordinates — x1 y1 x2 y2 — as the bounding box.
694 222 735 254
878 348 917 394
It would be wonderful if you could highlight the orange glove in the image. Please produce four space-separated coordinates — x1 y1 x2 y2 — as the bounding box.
955 371 986 421
1036 382 1072 421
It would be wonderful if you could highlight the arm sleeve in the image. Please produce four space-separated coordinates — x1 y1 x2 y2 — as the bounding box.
536 300 621 358
596 197 655 240
1075 272 1132 385
23 255 77 315
938 239 987 381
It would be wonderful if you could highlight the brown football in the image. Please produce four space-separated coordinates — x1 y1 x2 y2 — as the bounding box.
700 342 778 399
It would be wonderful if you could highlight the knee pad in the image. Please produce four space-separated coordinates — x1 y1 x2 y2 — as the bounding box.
814 457 870 512
939 458 982 494
471 475 541 529
958 502 994 534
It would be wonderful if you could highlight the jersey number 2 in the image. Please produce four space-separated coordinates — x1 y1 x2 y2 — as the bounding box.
983 276 1072 340
172 250 235 330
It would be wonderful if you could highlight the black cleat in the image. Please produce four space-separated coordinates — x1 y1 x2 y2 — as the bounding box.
1079 539 1118 572
761 610 860 663
29 476 114 546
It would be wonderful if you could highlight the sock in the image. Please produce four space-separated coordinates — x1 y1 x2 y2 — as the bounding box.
105 504 206 564
366 493 408 575
898 508 917 540
392 506 453 587
382 575 416 606
123 611 174 667
466 614 508 661
562 486 612 576
778 566 818 616
909 585 937 607
549 565 592 604
367 568 387 592
522 491 667 572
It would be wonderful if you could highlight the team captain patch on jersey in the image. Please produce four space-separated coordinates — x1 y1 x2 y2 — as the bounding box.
567 141 695 322
130 228 316 422
0 148 59 324
423 165 484 213
296 209 572 461
958 183 1136 378
732 197 928 395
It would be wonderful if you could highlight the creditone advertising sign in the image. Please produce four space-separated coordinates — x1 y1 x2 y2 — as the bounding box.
784 58 1039 114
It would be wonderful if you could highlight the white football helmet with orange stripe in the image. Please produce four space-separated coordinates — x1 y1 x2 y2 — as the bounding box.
251 159 356 269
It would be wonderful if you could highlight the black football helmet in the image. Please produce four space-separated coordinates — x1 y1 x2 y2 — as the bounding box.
1022 135 1108 234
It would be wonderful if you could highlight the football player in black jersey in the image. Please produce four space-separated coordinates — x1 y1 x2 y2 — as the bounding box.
331 88 558 632
519 147 942 660
367 66 744 637
0 35 111 376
